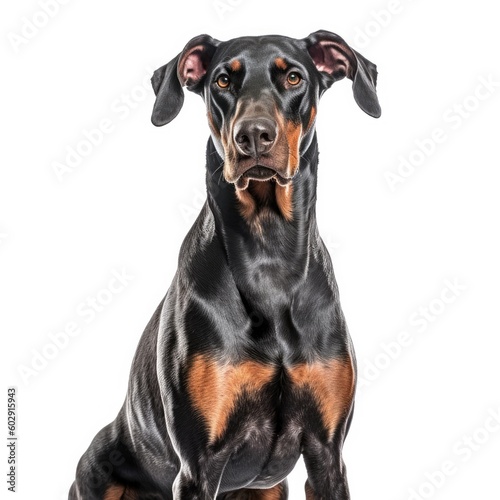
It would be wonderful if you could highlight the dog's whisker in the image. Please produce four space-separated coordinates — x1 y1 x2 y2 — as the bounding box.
211 163 224 177
218 169 225 185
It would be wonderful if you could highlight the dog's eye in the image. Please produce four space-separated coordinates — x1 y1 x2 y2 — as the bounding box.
287 72 302 86
216 74 230 89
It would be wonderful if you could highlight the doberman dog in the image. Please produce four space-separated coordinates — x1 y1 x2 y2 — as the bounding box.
69 29 380 500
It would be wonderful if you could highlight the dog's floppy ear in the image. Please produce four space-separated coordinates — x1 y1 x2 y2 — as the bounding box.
151 34 220 127
303 30 381 118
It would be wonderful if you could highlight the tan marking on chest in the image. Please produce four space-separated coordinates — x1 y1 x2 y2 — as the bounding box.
259 483 286 499
104 484 137 500
236 181 285 234
104 485 124 500
226 482 286 499
188 355 275 443
288 358 355 440
235 190 267 235
305 480 315 499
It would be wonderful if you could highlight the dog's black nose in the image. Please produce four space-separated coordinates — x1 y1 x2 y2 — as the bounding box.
234 118 277 158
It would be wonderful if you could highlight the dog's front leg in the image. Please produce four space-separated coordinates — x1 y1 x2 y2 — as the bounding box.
159 343 234 499
172 453 229 500
302 422 353 500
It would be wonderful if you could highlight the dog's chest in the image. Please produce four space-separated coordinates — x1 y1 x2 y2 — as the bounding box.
185 352 354 490
187 352 354 472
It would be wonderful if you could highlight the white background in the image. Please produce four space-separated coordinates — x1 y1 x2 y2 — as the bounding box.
2 0 500 499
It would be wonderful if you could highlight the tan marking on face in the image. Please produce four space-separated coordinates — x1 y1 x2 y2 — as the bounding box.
307 106 317 131
230 59 242 72
207 110 221 138
221 130 238 181
272 109 301 178
188 355 275 443
275 57 288 70
275 183 294 221
288 357 355 440
222 100 245 183
285 120 302 177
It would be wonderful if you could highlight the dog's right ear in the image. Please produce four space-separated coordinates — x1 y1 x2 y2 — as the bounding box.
151 34 220 127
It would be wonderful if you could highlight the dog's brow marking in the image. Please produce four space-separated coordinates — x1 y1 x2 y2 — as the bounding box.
230 59 242 72
188 355 275 443
288 358 355 440
275 57 288 70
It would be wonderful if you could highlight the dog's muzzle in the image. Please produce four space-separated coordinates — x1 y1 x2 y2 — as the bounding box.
235 165 293 190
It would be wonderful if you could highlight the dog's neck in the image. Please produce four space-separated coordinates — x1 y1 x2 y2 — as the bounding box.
205 135 322 294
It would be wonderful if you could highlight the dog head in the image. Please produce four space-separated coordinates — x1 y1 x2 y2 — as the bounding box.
151 30 381 192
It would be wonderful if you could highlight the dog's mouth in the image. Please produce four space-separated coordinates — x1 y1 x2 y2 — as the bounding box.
235 166 292 190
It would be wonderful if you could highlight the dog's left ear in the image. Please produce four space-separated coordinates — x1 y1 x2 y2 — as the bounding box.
303 30 381 118
151 34 220 126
